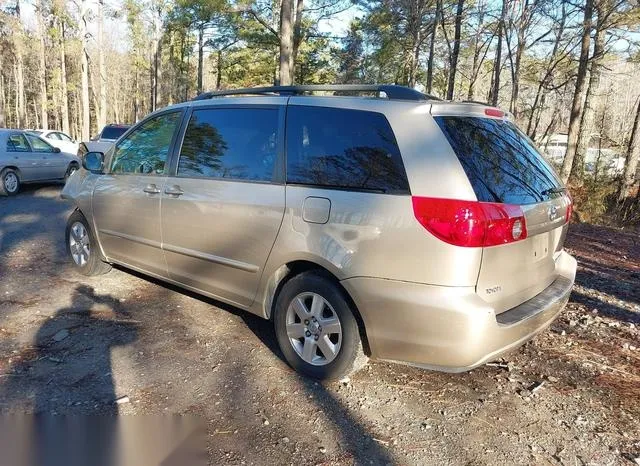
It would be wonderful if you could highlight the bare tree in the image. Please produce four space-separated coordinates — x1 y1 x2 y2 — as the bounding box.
560 0 594 184
36 0 48 129
79 0 91 139
488 0 507 106
570 21 605 186
618 96 640 202
97 0 107 129
446 0 465 100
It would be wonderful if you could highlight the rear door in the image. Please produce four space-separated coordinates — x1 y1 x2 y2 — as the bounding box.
161 101 286 308
434 113 571 313
6 133 43 181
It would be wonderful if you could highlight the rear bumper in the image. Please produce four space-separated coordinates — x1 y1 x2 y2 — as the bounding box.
341 250 577 372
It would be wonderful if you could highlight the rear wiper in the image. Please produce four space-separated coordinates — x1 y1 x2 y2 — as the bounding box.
540 186 566 196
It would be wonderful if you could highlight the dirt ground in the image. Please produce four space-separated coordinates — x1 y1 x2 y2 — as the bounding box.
0 184 639 465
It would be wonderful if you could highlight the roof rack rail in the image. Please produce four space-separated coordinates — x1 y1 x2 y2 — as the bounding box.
192 84 441 102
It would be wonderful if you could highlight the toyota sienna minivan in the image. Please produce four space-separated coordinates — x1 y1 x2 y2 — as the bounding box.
61 84 577 380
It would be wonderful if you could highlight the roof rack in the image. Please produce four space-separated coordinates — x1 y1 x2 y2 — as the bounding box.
192 84 440 102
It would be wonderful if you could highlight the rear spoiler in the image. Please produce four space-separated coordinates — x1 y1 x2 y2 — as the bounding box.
430 102 513 120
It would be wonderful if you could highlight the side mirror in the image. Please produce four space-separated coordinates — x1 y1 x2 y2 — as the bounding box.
53 147 61 153
83 151 105 173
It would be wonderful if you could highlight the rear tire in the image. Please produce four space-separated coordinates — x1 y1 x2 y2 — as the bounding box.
65 210 112 276
274 271 367 380
0 168 20 196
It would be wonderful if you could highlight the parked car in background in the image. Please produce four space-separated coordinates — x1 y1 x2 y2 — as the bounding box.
62 85 576 380
28 129 79 156
79 124 131 157
0 129 80 195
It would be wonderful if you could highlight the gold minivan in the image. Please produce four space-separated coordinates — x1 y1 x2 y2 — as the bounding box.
62 85 577 380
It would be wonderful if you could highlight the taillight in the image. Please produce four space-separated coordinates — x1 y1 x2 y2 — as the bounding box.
565 193 573 223
412 197 528 247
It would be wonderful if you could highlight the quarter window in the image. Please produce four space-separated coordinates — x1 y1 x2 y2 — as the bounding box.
110 112 181 175
7 134 30 152
286 106 409 193
178 108 278 182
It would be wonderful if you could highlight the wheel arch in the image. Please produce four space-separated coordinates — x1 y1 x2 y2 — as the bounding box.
1 166 22 178
263 259 371 356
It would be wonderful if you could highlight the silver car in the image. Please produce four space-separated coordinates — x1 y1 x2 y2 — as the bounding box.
61 85 577 380
0 129 81 196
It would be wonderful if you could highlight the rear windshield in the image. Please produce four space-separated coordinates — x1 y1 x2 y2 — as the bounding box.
434 116 563 205
100 126 129 140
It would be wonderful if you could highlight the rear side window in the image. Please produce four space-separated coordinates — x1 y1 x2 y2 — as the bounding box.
7 134 30 152
178 108 278 182
286 106 409 193
435 116 562 205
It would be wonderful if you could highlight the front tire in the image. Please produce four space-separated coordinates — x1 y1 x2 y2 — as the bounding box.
0 168 21 196
274 271 367 380
65 210 112 276
64 163 79 183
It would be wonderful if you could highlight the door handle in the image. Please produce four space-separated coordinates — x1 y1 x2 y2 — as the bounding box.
143 184 161 194
164 185 184 197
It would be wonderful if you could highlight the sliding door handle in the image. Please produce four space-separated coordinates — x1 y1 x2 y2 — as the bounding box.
143 184 161 194
164 185 184 197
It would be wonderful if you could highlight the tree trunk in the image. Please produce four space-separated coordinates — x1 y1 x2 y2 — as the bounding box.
426 0 440 94
510 39 525 117
291 0 304 82
80 0 91 140
569 24 604 186
150 13 162 111
446 0 464 100
59 22 70 134
279 0 293 85
216 49 222 89
560 0 593 184
97 0 107 128
197 25 204 95
488 0 506 106
37 0 48 129
0 73 5 127
133 60 140 122
15 52 26 128
466 0 486 101
618 97 640 202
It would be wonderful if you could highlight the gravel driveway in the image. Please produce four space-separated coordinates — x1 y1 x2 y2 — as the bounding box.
1 185 639 465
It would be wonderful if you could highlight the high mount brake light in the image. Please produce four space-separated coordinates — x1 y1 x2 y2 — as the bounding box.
412 197 528 247
484 108 504 118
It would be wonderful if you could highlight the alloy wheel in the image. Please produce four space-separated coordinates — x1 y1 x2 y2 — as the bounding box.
69 222 90 266
285 292 342 366
4 172 18 193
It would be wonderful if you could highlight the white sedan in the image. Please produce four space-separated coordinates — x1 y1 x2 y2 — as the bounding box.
28 129 79 156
